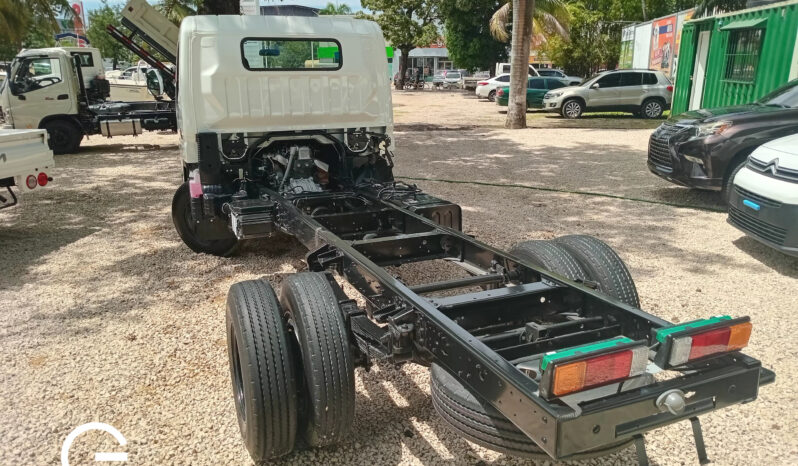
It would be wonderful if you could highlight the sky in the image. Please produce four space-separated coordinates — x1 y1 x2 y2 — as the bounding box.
81 0 364 14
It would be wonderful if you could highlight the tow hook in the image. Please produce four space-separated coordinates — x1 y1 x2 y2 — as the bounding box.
656 389 686 415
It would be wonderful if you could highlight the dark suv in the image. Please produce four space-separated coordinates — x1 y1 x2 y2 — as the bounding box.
648 79 798 201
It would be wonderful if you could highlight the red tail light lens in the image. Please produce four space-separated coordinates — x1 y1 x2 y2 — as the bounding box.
667 85 674 92
37 172 49 187
26 175 37 189
478 81 489 86
540 337 648 399
653 316 752 368
497 88 505 96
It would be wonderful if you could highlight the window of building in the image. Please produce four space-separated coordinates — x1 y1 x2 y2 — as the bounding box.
241 38 342 70
724 28 764 83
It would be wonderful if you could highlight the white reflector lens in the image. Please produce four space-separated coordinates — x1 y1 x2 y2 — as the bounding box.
26 175 37 189
630 346 649 376
669 336 692 366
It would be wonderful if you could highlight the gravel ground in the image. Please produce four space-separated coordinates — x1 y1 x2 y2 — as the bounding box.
1 92 796 465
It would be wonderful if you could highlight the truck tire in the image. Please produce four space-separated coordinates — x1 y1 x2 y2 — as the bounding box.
509 240 586 281
226 279 298 462
552 235 640 307
280 272 355 448
171 183 238 256
429 365 633 459
43 119 81 154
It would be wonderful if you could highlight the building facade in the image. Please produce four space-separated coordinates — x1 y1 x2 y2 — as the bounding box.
671 0 798 114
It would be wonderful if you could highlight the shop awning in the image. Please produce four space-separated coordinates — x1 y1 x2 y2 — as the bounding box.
719 18 767 30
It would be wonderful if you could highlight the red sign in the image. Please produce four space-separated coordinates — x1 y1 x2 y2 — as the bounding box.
649 15 676 75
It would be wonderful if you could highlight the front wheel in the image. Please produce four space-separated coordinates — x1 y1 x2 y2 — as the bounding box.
171 182 238 256
640 99 664 119
561 99 584 119
43 119 81 154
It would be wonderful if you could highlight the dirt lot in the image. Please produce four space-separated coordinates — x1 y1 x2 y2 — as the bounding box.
2 91 797 466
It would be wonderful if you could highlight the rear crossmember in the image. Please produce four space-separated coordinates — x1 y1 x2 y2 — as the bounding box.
254 184 773 461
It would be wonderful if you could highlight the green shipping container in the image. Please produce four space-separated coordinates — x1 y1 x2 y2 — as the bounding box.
672 0 798 115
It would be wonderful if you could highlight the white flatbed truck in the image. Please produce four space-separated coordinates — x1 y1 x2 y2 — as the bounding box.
0 129 53 209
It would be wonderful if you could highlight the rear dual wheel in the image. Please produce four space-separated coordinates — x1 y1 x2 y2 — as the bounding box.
431 235 638 458
226 273 355 463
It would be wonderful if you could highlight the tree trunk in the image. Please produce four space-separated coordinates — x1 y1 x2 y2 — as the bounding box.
396 47 411 91
198 0 240 15
505 0 535 129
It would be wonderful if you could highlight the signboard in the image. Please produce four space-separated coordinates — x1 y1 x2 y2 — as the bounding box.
649 15 676 76
620 26 635 69
240 0 258 16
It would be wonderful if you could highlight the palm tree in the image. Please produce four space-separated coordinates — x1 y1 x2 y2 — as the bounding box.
0 0 73 50
489 0 569 129
319 2 354 15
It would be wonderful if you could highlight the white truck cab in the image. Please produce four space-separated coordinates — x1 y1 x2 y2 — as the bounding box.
172 14 394 255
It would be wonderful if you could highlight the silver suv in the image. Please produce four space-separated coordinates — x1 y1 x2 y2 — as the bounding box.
542 69 673 119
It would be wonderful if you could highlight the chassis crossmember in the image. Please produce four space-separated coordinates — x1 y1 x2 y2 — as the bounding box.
237 183 775 461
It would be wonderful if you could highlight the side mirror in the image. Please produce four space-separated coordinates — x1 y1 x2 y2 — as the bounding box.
591 83 600 89
146 69 164 99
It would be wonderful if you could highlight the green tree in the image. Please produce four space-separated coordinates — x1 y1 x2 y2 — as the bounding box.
198 0 239 14
86 1 134 69
320 2 354 15
439 0 508 73
360 0 439 90
544 3 615 77
0 0 72 53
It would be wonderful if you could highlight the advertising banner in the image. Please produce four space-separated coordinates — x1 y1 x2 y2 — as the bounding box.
649 15 677 76
620 26 635 69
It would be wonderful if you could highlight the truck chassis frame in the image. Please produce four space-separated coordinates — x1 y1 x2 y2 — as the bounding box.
250 181 774 461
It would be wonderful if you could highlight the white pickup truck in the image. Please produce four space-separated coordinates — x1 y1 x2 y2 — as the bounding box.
0 129 53 209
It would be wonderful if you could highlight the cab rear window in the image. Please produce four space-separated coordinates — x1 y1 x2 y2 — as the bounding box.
241 38 342 71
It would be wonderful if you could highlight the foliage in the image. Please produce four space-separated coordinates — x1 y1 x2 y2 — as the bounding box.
0 1 68 61
319 2 354 15
86 1 136 69
198 0 239 14
489 0 570 44
359 0 438 89
439 0 508 73
543 3 621 76
157 0 200 25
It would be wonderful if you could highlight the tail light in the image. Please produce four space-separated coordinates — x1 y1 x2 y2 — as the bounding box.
478 81 489 86
37 172 49 187
540 337 648 399
497 88 505 96
667 85 674 92
653 316 751 368
26 175 37 189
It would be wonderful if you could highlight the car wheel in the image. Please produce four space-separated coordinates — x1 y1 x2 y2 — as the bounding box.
561 99 584 119
641 99 664 119
226 279 298 462
171 182 239 256
43 119 81 154
722 159 746 206
488 90 496 102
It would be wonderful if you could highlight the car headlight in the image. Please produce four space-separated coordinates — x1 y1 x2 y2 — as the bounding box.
545 91 564 99
695 120 733 138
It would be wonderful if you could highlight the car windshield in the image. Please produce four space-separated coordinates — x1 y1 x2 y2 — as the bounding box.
756 80 798 108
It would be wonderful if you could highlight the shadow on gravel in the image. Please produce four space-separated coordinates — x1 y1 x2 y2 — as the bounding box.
732 237 798 278
393 127 724 212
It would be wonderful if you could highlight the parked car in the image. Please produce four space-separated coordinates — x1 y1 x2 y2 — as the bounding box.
542 69 673 119
648 79 798 202
432 70 462 89
475 73 510 101
727 133 798 257
495 77 569 109
536 68 582 86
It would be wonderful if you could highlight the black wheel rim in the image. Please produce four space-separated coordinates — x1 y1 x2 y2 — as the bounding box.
230 330 246 424
50 128 69 149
